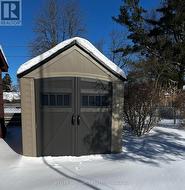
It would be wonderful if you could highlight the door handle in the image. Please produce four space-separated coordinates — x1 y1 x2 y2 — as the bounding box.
72 115 76 125
77 115 80 125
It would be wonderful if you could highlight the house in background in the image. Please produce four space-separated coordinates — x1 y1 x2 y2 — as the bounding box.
17 37 126 157
0 46 9 138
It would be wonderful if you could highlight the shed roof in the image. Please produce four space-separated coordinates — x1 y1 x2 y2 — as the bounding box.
17 37 126 80
0 45 8 72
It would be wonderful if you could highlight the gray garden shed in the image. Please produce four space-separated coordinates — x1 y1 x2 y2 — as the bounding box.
17 37 126 157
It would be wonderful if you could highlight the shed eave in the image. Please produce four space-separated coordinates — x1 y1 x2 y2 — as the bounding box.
0 47 8 72
17 39 126 81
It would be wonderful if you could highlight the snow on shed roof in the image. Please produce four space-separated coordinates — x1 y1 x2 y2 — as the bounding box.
17 37 126 79
0 45 8 65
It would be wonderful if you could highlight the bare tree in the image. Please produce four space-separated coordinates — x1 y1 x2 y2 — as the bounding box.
94 38 105 53
61 0 85 39
30 0 85 56
109 29 128 68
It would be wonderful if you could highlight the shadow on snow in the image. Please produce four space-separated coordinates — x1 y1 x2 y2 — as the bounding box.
103 127 185 166
4 122 185 168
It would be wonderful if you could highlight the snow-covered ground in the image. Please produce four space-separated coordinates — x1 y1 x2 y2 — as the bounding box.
1 120 185 190
3 92 20 102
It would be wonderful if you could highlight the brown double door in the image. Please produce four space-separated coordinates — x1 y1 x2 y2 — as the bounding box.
35 77 112 156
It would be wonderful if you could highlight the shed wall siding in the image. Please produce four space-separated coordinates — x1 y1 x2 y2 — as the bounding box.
20 78 37 156
21 45 124 156
111 81 124 152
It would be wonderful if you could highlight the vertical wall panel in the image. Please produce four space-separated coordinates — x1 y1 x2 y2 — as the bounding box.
111 81 124 153
21 78 36 156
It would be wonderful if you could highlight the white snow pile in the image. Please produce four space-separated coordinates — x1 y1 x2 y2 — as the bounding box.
17 37 126 79
3 92 20 102
0 45 8 65
1 121 185 190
